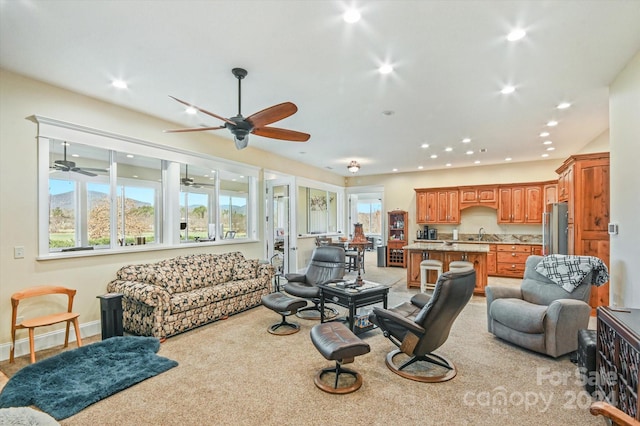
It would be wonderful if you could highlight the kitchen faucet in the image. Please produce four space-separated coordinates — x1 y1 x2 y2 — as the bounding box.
478 227 485 241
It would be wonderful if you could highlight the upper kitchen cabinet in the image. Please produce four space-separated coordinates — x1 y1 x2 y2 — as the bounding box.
498 184 543 224
459 185 498 210
437 189 459 223
415 188 458 224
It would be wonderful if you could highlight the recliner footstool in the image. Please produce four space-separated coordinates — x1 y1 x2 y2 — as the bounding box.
261 293 307 335
310 322 370 394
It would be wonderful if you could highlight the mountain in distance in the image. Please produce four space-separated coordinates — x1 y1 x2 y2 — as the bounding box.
50 191 151 210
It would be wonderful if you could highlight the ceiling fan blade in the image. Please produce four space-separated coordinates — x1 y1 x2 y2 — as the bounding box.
252 127 310 142
164 126 225 133
71 168 98 177
246 102 298 128
168 96 236 126
79 167 108 173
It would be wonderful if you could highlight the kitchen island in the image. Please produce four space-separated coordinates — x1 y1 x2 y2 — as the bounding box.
404 242 489 294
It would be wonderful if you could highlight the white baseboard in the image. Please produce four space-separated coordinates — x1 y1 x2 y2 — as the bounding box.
0 320 101 362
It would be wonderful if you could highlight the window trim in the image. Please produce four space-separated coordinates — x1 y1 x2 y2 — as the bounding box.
33 115 259 260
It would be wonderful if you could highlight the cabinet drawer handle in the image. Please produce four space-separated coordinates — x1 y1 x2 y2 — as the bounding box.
512 253 516 257
511 264 516 268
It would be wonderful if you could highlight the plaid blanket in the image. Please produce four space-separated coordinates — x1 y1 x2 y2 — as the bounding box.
535 255 609 293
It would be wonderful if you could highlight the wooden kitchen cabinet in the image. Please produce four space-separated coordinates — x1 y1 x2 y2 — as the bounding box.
415 188 458 224
494 244 536 278
437 189 459 223
486 244 497 275
459 185 498 210
556 152 610 311
415 189 437 224
498 184 543 224
543 183 557 205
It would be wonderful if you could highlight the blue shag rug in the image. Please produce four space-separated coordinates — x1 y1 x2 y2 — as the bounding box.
0 336 178 420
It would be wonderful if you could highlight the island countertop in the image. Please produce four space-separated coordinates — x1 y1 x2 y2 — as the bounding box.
403 242 490 253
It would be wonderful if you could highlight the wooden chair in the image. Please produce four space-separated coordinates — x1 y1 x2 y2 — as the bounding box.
590 401 640 426
10 285 82 363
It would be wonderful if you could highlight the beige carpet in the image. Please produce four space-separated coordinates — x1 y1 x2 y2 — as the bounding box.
0 262 603 425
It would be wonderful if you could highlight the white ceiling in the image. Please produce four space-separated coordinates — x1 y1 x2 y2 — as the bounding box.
1 1 639 176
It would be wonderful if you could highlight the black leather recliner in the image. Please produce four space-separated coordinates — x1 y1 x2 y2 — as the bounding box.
283 246 345 319
369 267 476 382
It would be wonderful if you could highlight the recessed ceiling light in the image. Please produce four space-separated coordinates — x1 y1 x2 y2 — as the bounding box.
186 107 197 115
112 79 128 89
71 154 79 158
557 102 571 109
132 175 138 178
500 85 516 94
543 140 553 145
505 157 512 161
445 163 452 167
506 28 526 42
421 143 429 148
343 8 361 23
541 153 549 158
540 132 550 137
126 154 134 158
474 160 481 164
466 150 474 155
61 142 70 146
430 154 438 159
378 63 393 74
392 168 398 172
418 166 424 170
462 138 471 143
547 120 558 127
546 147 555 151
445 147 453 152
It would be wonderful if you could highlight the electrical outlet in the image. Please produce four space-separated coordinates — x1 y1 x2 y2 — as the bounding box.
14 246 25 259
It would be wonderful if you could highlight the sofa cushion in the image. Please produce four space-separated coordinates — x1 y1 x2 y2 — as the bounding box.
116 263 156 283
489 298 547 334
233 259 258 280
169 278 268 313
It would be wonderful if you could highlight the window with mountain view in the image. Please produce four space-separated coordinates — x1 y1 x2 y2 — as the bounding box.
38 117 257 257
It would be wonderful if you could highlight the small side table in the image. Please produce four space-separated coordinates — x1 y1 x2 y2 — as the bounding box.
97 293 124 339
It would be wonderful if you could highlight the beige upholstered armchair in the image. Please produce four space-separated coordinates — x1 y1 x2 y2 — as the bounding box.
485 255 606 358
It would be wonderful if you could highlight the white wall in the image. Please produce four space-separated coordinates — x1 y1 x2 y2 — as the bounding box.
609 52 640 308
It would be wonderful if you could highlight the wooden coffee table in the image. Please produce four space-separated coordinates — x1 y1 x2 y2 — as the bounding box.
318 280 389 335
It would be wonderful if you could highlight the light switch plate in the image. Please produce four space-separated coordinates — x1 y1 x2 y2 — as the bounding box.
608 223 618 235
14 246 25 258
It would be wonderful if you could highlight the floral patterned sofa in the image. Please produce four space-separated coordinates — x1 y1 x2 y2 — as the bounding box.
107 252 274 339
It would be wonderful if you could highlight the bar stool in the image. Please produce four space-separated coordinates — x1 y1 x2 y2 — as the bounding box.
449 260 474 271
420 259 443 292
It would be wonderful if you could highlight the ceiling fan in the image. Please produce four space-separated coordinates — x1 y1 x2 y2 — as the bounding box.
181 165 215 188
165 67 310 150
50 143 108 177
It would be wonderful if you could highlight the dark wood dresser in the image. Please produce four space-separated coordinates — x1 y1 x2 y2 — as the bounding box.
596 306 640 421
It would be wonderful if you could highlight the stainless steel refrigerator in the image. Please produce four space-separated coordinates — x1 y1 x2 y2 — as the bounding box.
542 202 568 255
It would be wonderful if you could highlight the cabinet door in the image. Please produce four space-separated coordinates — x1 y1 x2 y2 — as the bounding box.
544 184 557 205
498 188 513 223
416 191 427 223
425 191 437 223
524 185 542 223
447 190 459 223
511 187 526 223
487 245 497 275
437 191 449 223
466 252 487 294
407 251 424 286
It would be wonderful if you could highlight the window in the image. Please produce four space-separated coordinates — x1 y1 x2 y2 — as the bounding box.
357 200 382 234
220 172 249 238
36 116 259 258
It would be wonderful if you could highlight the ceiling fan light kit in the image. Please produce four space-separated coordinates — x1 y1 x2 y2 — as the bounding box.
165 68 310 150
348 160 360 174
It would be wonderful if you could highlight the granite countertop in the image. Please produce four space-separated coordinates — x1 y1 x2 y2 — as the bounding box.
414 239 542 246
404 242 490 253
